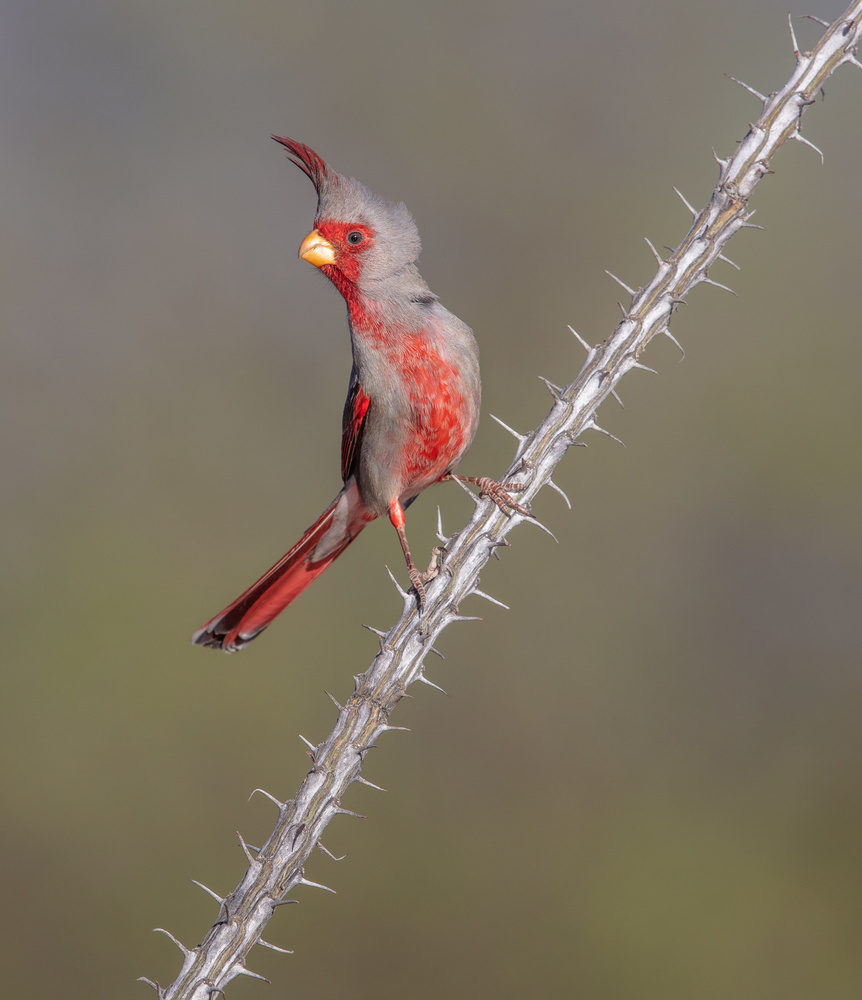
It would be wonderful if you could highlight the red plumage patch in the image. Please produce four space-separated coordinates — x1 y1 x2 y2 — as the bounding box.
341 381 371 482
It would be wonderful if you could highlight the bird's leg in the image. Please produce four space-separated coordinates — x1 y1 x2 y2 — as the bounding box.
441 474 532 517
388 500 426 611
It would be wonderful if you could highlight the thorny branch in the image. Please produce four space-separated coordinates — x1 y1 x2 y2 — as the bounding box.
143 6 862 997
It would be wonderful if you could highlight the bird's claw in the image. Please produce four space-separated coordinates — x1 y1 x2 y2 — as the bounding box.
407 567 427 612
420 546 444 583
475 478 532 518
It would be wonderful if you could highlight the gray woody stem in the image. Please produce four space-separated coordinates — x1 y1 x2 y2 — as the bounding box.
143 6 862 997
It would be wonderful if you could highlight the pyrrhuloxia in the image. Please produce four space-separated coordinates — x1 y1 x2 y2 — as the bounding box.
192 137 525 652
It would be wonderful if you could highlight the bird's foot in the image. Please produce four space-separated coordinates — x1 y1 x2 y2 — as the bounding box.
407 564 427 612
420 546 445 584
445 475 532 517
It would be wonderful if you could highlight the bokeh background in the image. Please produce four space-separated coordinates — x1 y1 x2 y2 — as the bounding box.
2 1 861 997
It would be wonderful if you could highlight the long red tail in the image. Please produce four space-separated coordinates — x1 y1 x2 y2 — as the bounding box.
192 489 368 652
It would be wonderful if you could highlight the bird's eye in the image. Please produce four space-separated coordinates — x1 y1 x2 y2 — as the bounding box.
346 231 365 245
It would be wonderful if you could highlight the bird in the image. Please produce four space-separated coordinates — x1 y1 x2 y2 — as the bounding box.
192 137 527 652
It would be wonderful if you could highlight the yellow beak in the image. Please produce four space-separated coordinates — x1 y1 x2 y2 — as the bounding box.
299 230 336 268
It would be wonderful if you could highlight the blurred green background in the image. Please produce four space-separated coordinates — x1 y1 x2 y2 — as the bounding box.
2 1 861 997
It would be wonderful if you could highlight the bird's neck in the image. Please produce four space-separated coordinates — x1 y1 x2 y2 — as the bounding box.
332 266 438 345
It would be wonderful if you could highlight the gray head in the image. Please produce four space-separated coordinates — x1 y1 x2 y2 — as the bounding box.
272 136 423 293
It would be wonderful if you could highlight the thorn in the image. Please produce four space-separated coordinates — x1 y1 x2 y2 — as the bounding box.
712 148 729 169
519 516 559 544
630 360 659 375
384 564 410 599
605 270 636 296
450 614 484 623
435 506 450 544
847 54 862 71
334 806 367 819
381 723 411 732
354 774 387 791
258 938 294 955
318 841 348 861
729 75 766 102
544 476 572 509
191 880 225 905
791 130 824 163
237 832 258 865
588 420 626 448
787 13 801 61
662 328 686 360
427 644 445 659
153 928 190 957
298 734 317 753
740 220 765 231
297 876 337 894
236 966 271 984
488 412 527 444
617 301 630 318
801 14 828 27
700 275 738 296
471 587 510 610
136 978 164 997
673 186 698 218
415 671 448 695
644 237 665 265
249 788 286 810
324 689 344 712
270 898 299 908
537 375 563 401
611 389 624 408
446 474 482 503
362 623 388 639
567 324 593 354
718 252 740 270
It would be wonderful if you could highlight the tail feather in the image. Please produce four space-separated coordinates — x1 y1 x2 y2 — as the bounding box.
192 490 367 652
